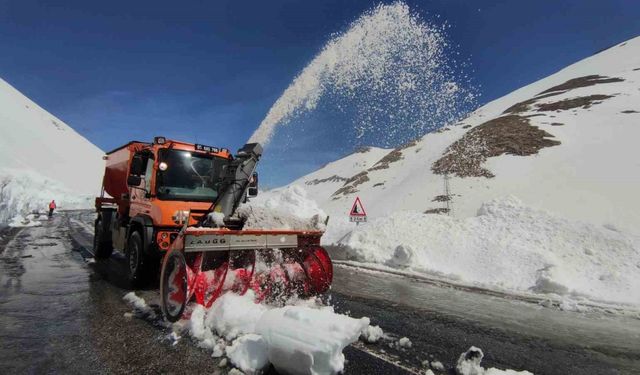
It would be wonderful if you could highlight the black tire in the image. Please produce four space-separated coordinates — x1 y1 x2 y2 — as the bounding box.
160 248 188 322
93 218 113 259
126 231 148 287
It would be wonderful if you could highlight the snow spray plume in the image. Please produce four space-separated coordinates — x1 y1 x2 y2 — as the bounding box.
249 1 477 148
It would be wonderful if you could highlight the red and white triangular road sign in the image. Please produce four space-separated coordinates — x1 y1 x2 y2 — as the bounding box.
349 197 367 217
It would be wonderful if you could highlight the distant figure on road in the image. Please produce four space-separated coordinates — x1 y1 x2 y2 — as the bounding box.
48 200 56 218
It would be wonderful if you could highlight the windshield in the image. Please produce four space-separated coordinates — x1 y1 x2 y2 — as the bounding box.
156 149 227 202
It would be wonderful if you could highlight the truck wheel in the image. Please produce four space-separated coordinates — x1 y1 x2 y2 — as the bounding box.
126 231 147 287
93 218 113 259
160 248 188 322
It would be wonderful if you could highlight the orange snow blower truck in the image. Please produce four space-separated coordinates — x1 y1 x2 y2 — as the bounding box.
95 137 332 321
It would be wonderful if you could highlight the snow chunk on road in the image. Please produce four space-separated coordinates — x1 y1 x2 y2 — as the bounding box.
205 291 268 341
456 346 533 375
226 334 269 374
360 324 384 343
123 292 156 319
181 291 371 375
431 361 445 371
258 306 369 375
8 214 43 227
189 305 220 350
397 337 412 348
341 196 640 307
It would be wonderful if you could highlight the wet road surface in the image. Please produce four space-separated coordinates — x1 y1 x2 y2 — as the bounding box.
0 213 222 374
332 269 640 374
1 210 639 374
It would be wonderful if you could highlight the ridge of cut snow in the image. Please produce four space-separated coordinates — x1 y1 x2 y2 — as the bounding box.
0 78 104 224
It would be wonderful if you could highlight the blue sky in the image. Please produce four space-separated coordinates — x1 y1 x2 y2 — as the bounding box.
1 0 639 186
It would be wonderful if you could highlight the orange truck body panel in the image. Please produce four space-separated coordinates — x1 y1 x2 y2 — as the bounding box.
102 141 148 208
97 139 232 230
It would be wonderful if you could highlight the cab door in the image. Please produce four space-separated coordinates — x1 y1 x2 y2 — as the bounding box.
129 152 154 218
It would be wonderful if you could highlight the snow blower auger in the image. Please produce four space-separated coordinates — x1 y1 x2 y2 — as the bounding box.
159 143 333 322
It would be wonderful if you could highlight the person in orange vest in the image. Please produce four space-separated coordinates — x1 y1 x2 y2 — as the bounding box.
48 200 57 218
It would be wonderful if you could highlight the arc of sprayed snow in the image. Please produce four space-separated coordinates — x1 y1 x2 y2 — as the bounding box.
248 2 469 147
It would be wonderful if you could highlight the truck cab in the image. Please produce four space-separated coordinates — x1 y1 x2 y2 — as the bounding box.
94 137 257 286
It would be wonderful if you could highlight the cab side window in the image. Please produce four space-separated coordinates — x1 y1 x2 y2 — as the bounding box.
142 157 154 194
131 151 154 193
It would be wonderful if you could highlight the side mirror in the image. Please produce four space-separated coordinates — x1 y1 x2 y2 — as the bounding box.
127 175 142 187
130 155 145 176
248 172 258 197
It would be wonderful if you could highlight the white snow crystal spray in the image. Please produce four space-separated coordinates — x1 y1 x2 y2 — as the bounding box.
249 1 477 149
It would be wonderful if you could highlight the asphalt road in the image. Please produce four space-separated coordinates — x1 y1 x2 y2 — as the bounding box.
1 210 639 374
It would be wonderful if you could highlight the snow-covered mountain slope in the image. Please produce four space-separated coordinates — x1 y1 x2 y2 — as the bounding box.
258 36 640 308
0 78 104 223
286 146 391 205
279 36 640 237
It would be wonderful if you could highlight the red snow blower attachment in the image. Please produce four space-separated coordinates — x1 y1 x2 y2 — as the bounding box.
159 143 333 322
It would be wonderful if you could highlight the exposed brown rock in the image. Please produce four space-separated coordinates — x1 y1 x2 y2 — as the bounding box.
502 98 539 114
331 140 418 198
424 208 450 214
538 75 624 95
368 150 403 171
344 171 369 187
432 195 451 202
367 139 417 171
536 95 613 112
503 75 622 115
305 175 347 185
432 115 560 178
331 171 370 197
503 92 563 114
331 186 358 199
400 140 419 149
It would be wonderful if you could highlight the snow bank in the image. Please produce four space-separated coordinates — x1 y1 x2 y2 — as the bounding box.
8 213 44 227
0 168 93 225
0 77 104 196
340 196 640 307
182 290 369 374
238 185 328 231
456 347 533 375
248 187 640 308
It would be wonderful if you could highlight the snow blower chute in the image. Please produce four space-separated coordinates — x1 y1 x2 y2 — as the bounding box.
159 143 333 322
